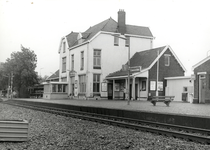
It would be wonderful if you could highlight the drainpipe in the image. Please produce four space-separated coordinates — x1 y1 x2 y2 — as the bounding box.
156 50 159 96
86 43 89 98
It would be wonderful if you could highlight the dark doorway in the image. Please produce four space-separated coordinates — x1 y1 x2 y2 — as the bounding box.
108 83 113 99
135 84 138 100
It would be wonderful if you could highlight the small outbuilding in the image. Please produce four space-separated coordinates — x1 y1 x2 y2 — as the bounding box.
165 76 194 102
192 56 210 103
43 70 69 99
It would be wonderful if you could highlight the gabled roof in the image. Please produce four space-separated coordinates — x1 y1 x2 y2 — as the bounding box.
130 46 166 70
192 56 210 71
46 70 59 81
106 45 186 78
60 17 153 51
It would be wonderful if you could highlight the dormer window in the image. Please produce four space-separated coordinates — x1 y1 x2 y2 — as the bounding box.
78 32 83 44
164 54 171 66
63 42 66 53
114 36 119 46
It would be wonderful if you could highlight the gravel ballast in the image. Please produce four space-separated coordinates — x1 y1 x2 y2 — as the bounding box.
0 103 210 150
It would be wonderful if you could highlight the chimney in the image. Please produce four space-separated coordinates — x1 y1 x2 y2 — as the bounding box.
118 9 126 35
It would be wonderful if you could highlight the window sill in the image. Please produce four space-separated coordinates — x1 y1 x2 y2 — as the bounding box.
93 66 101 69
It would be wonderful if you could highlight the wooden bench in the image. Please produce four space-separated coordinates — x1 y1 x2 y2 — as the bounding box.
150 96 175 106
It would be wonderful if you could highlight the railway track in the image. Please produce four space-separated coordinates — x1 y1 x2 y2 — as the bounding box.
2 100 210 144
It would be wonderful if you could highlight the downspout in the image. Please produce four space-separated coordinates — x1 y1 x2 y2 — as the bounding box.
86 43 89 98
156 50 159 96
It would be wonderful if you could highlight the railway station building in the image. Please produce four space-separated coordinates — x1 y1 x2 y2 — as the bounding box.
43 10 187 100
43 10 155 99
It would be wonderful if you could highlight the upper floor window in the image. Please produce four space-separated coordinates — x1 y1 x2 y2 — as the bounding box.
62 57 66 72
71 54 74 70
93 49 101 69
114 36 119 46
63 42 66 53
81 51 84 70
164 54 171 66
125 36 129 47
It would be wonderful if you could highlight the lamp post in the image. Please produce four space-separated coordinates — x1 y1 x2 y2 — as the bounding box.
112 34 131 105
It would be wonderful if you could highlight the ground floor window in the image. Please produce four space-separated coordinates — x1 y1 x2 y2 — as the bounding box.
79 75 86 93
142 81 146 91
93 74 100 92
51 84 67 93
61 77 67 82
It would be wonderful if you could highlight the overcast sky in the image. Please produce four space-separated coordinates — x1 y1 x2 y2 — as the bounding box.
0 0 210 76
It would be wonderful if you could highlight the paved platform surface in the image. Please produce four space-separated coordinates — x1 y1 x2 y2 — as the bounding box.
4 98 210 117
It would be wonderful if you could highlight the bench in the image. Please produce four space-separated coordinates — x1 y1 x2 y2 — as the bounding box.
150 96 175 106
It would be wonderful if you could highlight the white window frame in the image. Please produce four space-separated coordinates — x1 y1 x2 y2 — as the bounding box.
93 49 101 69
62 57 66 72
164 54 171 66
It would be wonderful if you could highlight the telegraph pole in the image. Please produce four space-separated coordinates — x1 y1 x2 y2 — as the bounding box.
11 72 14 99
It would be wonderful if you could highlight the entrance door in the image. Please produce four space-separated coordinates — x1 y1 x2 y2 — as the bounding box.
108 83 113 99
135 84 138 100
199 74 206 103
130 84 132 99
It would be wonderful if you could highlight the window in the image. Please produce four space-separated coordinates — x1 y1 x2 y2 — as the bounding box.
93 49 101 69
61 77 67 82
62 57 66 72
114 36 119 46
164 54 171 66
63 42 66 53
142 81 146 91
71 54 74 70
79 75 86 93
125 36 129 47
51 84 67 93
63 85 67 92
58 84 62 92
81 51 84 70
52 85 57 92
93 74 100 92
209 74 210 90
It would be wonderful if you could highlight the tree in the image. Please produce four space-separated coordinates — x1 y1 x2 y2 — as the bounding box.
3 45 39 97
0 62 9 91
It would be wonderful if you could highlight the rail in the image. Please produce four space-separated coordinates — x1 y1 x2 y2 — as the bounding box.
2 100 210 144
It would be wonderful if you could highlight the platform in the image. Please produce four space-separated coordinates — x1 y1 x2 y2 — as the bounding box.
5 98 210 117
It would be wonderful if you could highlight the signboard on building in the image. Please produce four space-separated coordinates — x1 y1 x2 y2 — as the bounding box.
158 81 163 91
69 70 77 77
101 82 107 92
130 66 141 73
150 81 156 91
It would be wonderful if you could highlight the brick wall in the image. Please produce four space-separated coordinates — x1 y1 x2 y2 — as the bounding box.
148 49 185 96
193 59 210 103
